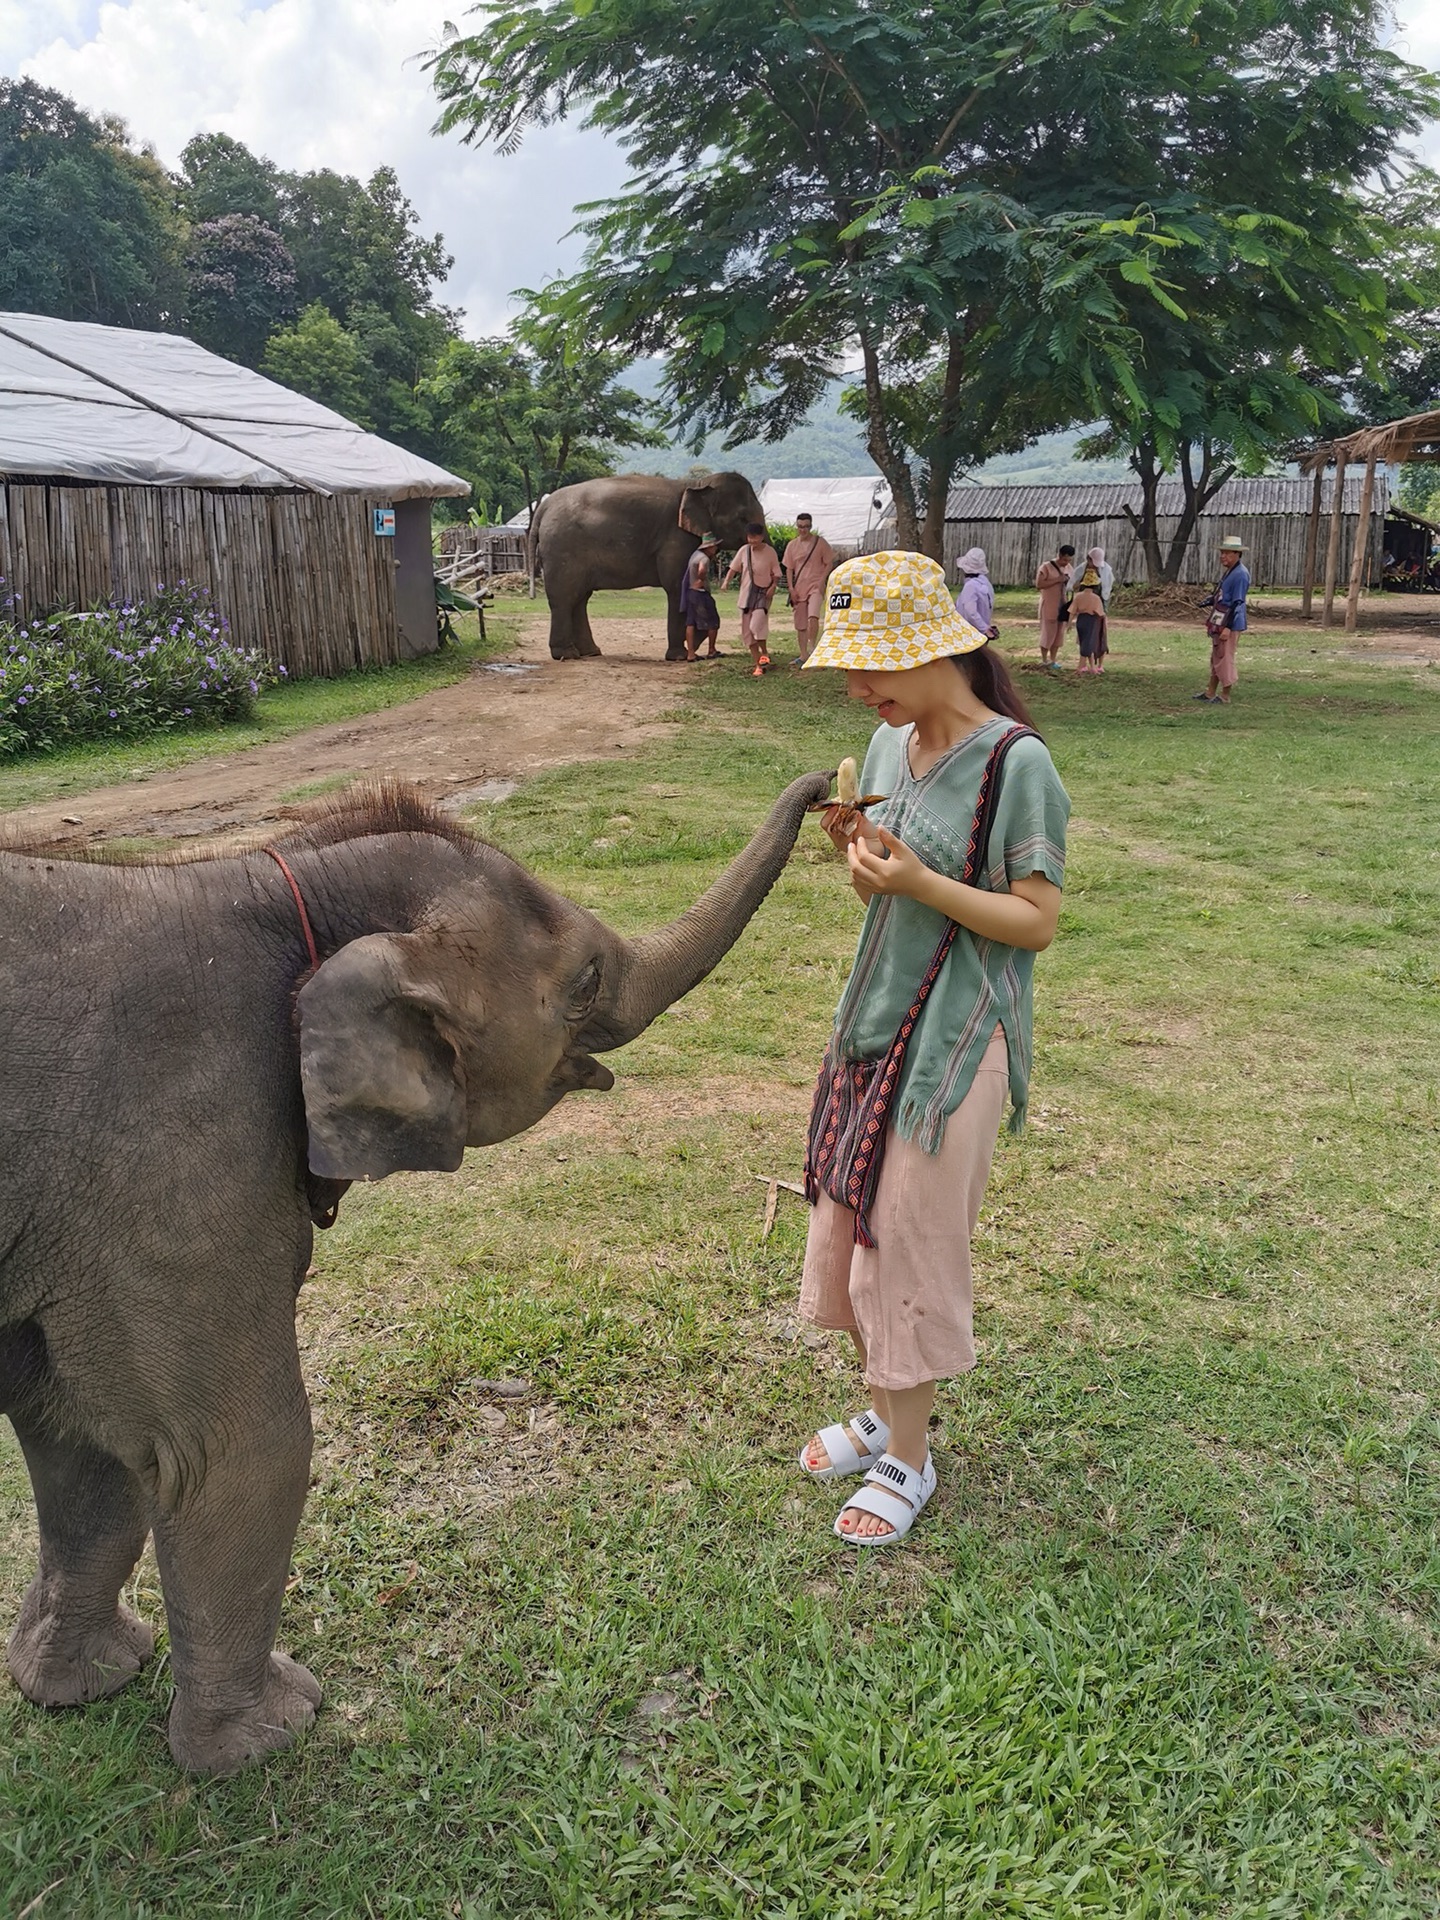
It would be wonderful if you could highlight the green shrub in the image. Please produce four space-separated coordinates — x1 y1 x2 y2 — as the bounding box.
0 583 277 757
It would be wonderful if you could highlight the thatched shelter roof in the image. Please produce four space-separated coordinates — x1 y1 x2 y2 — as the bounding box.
1301 409 1440 473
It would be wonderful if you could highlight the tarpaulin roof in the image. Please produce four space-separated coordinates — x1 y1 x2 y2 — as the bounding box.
759 476 892 544
0 312 468 499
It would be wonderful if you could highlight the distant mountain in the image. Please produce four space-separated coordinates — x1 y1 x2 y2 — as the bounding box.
613 365 876 483
613 363 1130 488
971 430 1132 486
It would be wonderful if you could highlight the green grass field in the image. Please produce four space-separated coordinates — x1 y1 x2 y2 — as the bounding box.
3 616 1440 1915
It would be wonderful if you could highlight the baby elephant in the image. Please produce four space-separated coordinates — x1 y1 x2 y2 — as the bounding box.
0 774 826 1773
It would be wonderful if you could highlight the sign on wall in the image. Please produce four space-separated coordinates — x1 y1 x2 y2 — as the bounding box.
373 506 396 537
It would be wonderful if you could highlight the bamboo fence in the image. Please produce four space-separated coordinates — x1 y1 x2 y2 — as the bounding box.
0 480 403 677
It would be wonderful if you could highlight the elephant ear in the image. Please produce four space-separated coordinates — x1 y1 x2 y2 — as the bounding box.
298 934 467 1180
677 479 715 536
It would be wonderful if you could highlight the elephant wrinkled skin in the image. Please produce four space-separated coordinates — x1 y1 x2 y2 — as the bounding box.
0 772 827 1773
532 469 765 661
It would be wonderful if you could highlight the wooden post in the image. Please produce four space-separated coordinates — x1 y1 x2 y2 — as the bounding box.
1344 451 1379 634
1320 455 1348 628
1300 460 1325 618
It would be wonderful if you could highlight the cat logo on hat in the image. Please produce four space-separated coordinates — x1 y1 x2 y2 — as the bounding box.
829 591 853 610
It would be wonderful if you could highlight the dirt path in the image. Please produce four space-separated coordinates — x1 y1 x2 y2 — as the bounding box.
3 614 691 849
7 601 1434 852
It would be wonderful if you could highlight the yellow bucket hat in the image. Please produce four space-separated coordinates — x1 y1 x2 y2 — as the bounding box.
803 550 988 671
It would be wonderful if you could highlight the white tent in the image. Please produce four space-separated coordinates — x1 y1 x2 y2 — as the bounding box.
759 476 891 547
0 312 466 498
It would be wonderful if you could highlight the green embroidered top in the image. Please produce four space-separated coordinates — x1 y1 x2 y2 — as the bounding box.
831 717 1070 1147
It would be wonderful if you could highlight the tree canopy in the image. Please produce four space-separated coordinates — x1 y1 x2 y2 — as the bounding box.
431 0 1440 563
0 77 185 328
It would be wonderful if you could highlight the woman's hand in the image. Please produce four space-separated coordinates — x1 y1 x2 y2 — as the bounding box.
845 830 1064 949
846 826 930 900
818 803 863 854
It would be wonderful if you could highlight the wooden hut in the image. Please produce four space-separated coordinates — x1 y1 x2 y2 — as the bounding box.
897 475 1383 589
0 312 468 676
1301 410 1440 631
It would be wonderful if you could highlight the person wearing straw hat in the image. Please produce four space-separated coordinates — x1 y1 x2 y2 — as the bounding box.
796 552 1070 1544
1196 536 1250 705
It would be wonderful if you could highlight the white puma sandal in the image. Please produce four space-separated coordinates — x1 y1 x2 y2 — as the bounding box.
833 1451 936 1546
798 1408 890 1482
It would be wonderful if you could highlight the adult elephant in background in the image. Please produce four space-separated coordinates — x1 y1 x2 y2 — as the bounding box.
532 470 764 661
0 771 829 1775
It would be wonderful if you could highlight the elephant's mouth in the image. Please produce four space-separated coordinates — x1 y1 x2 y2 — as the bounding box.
552 1052 615 1094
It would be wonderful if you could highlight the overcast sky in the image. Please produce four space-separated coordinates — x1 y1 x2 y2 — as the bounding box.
3 0 1438 337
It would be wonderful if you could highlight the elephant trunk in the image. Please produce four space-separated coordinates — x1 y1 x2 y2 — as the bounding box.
588 771 831 1050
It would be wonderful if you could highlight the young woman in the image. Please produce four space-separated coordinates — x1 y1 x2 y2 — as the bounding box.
798 551 1070 1544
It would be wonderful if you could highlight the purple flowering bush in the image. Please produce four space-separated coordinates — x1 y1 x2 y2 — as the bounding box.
0 583 277 757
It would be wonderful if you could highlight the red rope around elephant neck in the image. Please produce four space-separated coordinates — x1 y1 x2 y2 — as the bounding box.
262 847 319 973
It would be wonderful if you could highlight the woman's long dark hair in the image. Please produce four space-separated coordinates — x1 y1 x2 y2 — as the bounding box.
952 643 1033 726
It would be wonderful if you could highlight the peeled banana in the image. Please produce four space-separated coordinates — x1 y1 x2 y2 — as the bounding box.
807 755 888 813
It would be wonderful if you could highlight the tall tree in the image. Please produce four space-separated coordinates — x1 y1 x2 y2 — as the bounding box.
177 132 284 231
185 214 296 367
0 78 185 327
260 303 376 425
419 321 663 518
1067 45 1439 581
430 0 1438 561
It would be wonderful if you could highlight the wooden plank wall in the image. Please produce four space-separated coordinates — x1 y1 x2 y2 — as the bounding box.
938 511 1381 590
0 481 403 677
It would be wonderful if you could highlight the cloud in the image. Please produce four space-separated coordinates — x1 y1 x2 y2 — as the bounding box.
0 0 631 332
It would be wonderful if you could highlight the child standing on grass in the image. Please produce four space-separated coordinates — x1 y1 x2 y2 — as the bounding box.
797 552 1069 1545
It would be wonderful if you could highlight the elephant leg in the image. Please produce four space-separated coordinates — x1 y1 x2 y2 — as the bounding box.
7 1418 155 1707
576 595 602 658
664 586 688 660
149 1353 319 1776
547 579 585 660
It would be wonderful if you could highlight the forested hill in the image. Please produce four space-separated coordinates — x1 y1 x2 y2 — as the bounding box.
614 361 1130 487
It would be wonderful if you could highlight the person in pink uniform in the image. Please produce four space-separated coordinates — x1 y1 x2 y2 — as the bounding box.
784 512 838 661
723 521 783 676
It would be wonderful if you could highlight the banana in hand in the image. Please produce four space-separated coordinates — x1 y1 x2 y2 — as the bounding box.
807 754 887 813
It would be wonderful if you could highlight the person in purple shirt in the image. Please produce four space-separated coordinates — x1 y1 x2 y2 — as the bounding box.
954 548 996 637
1195 536 1250 706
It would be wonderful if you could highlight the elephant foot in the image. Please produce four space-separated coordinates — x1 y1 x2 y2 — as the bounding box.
8 1590 155 1707
549 646 583 661
577 639 603 658
664 648 689 662
168 1651 322 1777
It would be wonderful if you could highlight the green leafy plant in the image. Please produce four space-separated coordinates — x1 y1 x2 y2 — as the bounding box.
0 583 276 757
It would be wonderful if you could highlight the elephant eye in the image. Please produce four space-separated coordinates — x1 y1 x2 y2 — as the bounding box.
567 958 602 1023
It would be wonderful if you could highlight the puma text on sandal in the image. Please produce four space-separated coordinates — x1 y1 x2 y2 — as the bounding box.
833 1451 936 1546
798 1408 890 1482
